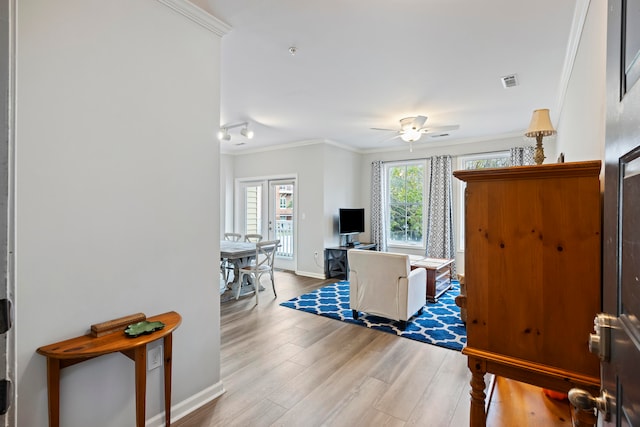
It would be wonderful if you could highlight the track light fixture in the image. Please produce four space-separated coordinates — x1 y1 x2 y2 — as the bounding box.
240 126 254 139
217 129 231 141
217 122 254 142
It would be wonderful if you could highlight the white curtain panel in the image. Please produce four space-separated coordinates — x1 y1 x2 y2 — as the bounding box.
370 160 387 252
425 155 455 263
509 146 535 166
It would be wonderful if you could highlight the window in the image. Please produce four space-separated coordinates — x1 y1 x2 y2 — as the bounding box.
460 154 510 170
279 196 287 209
457 151 509 250
386 161 427 247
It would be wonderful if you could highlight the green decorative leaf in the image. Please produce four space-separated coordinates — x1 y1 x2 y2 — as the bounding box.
124 321 165 338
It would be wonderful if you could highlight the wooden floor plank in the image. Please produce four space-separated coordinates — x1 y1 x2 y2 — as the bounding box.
405 350 470 426
486 377 572 427
271 330 400 425
374 341 448 420
173 271 576 427
268 326 387 411
321 376 405 427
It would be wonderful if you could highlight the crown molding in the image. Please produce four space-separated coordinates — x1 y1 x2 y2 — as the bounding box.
156 0 231 36
221 138 363 156
555 0 590 117
221 132 528 156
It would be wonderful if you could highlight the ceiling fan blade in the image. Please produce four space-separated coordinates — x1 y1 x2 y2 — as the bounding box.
412 115 427 128
421 124 460 133
380 134 402 142
370 127 398 132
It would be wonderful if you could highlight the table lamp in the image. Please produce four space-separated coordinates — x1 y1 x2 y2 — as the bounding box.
525 109 556 165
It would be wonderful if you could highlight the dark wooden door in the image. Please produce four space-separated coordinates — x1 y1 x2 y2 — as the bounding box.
600 0 640 424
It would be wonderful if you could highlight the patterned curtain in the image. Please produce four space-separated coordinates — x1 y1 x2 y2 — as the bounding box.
510 146 535 166
425 156 455 263
370 160 387 251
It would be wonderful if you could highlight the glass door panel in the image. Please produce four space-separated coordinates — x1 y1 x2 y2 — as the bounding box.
238 178 296 271
269 180 295 271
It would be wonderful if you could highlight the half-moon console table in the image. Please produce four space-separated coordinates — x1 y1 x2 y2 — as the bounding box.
36 311 182 427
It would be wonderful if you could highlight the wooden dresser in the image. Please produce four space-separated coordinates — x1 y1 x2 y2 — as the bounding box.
453 161 602 426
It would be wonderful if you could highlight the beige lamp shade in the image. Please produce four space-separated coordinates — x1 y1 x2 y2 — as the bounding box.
525 108 556 137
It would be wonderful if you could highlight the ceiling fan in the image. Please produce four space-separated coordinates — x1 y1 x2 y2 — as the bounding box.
371 116 459 150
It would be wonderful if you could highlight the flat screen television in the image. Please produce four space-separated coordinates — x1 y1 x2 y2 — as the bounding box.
339 208 365 235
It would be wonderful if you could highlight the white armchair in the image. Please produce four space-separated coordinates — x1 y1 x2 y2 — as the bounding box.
347 250 427 329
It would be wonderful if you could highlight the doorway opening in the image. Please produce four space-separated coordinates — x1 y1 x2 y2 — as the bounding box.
237 177 297 271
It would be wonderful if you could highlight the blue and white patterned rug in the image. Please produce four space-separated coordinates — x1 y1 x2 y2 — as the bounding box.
280 281 466 351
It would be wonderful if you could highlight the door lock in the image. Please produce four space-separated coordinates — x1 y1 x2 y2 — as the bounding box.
568 388 612 421
588 313 615 362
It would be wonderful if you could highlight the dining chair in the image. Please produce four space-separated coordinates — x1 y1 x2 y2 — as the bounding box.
224 232 242 241
237 239 280 304
221 232 243 283
244 234 264 265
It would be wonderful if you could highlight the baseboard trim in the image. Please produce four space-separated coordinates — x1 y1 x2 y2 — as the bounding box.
295 270 326 279
146 381 226 426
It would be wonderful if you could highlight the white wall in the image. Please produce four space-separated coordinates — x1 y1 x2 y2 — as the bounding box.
16 1 225 426
227 142 361 277
555 0 607 164
323 144 361 248
220 152 235 234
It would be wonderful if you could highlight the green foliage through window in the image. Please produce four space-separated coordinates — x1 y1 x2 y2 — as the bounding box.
387 163 424 245
463 157 509 170
457 151 510 251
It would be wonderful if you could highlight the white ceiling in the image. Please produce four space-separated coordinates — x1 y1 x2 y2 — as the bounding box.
193 0 580 153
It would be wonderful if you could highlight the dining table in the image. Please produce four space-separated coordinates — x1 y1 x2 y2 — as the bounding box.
219 240 258 298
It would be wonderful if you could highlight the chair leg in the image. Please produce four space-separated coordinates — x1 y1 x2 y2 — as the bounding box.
398 320 408 330
270 271 277 297
352 310 359 320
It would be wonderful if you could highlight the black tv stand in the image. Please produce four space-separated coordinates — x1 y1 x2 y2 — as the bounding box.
324 243 377 280
341 234 361 247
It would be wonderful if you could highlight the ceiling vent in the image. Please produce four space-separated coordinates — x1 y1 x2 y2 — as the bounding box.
501 74 519 88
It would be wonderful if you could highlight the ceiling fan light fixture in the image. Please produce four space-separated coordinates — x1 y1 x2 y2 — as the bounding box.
372 115 457 150
399 116 426 132
401 129 422 142
400 118 414 132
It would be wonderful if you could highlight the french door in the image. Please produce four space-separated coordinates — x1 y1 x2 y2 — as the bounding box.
237 177 296 271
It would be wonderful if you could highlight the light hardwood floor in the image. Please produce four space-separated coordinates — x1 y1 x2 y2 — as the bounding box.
173 271 573 427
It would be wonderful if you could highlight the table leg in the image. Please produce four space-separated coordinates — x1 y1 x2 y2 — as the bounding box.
469 357 487 427
426 268 436 301
163 334 173 427
46 358 61 427
231 256 258 297
134 347 147 427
